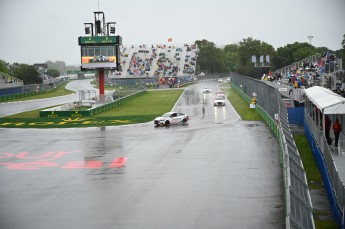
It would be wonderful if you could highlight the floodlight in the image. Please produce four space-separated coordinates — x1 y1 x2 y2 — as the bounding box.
96 20 102 34
85 27 90 34
110 26 115 34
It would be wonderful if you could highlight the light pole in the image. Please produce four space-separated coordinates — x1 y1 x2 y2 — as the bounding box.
308 36 314 46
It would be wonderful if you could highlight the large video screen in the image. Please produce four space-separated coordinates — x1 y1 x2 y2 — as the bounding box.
81 46 117 70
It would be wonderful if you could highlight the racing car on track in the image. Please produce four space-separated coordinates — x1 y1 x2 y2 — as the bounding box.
203 87 211 93
154 112 189 126
214 92 226 106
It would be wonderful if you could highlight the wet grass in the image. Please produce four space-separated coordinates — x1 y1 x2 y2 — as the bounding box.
294 134 323 189
5 90 183 120
94 90 183 117
223 86 263 121
314 211 339 229
294 134 338 228
1 82 74 103
7 107 50 118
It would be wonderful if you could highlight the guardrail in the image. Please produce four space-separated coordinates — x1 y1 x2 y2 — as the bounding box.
39 90 146 117
231 73 315 229
0 78 67 102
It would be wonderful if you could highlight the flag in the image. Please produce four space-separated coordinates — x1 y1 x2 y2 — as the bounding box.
168 38 172 42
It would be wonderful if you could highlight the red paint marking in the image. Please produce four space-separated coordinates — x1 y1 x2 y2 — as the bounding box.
108 157 128 168
52 151 75 159
60 160 104 169
0 153 14 159
5 160 59 170
16 152 54 159
0 151 128 171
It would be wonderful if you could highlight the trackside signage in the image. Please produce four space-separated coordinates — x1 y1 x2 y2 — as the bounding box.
78 36 122 45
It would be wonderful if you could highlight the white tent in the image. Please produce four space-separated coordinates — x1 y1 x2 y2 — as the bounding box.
304 86 345 114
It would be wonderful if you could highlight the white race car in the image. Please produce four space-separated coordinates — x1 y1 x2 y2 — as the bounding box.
154 112 189 126
203 87 211 93
214 92 226 106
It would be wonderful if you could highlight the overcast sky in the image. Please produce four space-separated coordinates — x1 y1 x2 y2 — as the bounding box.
0 0 344 66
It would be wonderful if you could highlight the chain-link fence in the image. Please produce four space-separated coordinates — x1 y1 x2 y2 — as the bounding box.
231 73 315 229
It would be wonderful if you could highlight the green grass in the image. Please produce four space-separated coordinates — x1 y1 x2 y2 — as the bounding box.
95 90 183 117
7 105 62 118
1 82 74 102
294 134 338 228
314 211 339 229
294 134 323 189
5 90 183 119
223 87 263 121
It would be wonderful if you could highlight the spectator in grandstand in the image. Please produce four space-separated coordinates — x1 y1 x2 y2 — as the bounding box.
308 73 314 87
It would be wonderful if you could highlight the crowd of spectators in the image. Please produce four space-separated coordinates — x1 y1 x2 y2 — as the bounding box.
117 43 197 79
263 52 342 93
126 50 154 77
0 73 23 88
154 53 179 77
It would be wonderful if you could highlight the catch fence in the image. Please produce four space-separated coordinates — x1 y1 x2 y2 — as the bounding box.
231 73 315 229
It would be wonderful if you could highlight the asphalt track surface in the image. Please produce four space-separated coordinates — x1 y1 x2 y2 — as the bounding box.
0 80 284 229
0 79 96 118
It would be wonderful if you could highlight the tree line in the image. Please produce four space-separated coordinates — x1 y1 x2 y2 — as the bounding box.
195 34 345 76
0 60 80 85
1 34 344 84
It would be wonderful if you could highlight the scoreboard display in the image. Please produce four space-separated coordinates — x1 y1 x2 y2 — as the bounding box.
78 36 122 70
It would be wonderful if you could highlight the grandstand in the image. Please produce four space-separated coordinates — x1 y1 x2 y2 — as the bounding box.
262 52 344 102
269 52 343 90
113 43 198 79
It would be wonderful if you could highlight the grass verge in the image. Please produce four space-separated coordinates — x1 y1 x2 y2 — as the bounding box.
1 82 74 103
94 90 182 117
0 89 183 128
294 134 338 229
294 134 323 189
223 86 263 121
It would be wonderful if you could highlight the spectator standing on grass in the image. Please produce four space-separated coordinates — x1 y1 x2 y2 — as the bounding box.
333 118 342 147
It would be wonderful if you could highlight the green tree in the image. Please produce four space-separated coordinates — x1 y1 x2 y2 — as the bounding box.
315 46 329 54
238 37 274 66
46 68 60 78
237 37 275 76
195 39 229 74
0 59 8 74
223 44 239 71
12 64 42 85
272 42 317 70
45 60 67 75
339 34 345 59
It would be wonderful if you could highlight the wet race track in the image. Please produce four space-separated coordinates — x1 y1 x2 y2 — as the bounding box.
0 81 284 229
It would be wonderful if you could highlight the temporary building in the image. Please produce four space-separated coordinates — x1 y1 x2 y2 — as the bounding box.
304 86 345 114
